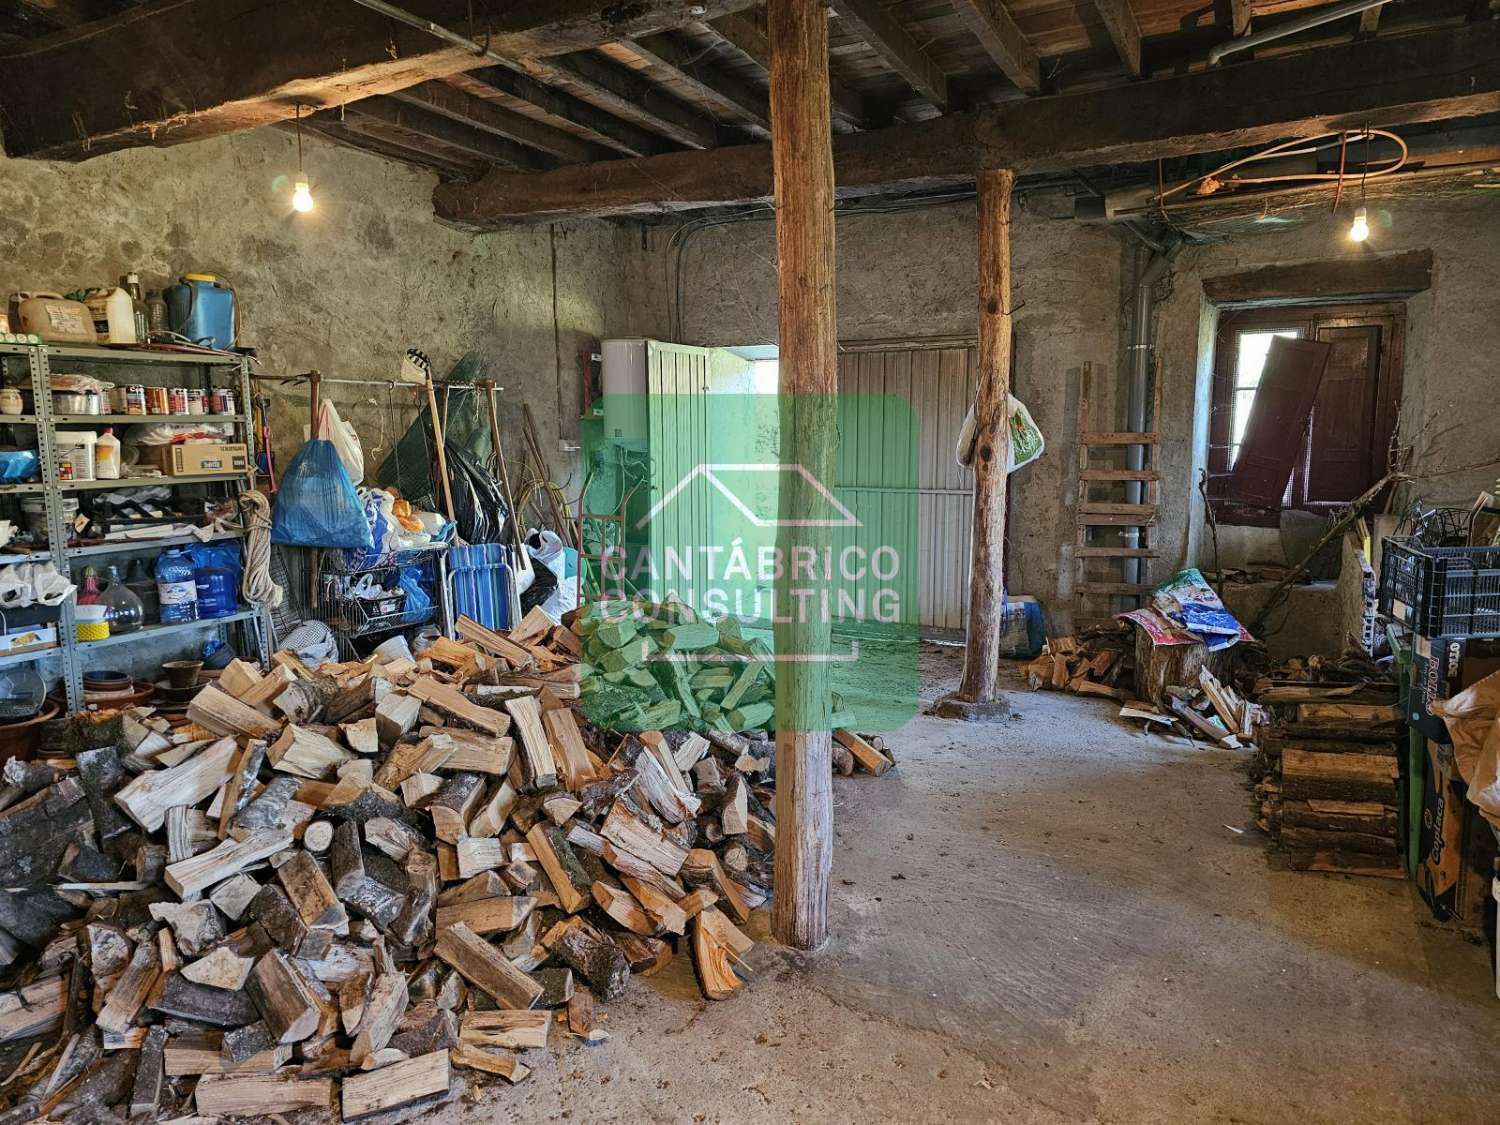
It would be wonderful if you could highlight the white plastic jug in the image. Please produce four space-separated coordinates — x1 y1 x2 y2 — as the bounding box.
84 288 137 345
94 428 121 480
55 431 98 482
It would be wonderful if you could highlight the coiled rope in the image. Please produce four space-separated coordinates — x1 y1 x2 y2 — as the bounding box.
239 489 285 610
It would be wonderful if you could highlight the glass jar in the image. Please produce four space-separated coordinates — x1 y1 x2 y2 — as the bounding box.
98 564 145 635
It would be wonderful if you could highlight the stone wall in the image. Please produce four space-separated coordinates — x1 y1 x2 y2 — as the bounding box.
0 128 631 489
622 192 1500 635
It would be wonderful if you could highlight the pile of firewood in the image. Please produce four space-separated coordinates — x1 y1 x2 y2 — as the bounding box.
1021 626 1135 701
0 607 893 1123
1250 659 1404 877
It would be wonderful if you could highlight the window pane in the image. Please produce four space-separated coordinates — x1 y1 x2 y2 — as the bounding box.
1228 329 1301 466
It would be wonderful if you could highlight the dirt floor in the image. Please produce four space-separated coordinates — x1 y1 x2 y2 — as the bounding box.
439 643 1500 1124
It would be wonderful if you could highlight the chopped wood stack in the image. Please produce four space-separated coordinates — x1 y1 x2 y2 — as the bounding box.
576 598 857 735
1250 660 1404 877
1023 626 1265 747
0 608 893 1123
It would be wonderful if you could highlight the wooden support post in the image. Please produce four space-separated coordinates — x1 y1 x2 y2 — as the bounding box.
769 0 835 951
941 168 1015 717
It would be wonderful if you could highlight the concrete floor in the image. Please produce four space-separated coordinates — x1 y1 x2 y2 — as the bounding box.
443 644 1500 1125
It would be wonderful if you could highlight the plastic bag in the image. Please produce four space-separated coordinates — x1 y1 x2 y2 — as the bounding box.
955 394 1046 473
397 566 434 624
528 529 576 621
317 400 364 484
271 439 374 549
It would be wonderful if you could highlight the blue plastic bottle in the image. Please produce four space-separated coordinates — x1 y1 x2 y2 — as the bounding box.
156 549 199 624
194 564 236 619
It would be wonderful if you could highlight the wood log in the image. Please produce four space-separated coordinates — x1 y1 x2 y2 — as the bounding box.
435 895 536 936
376 693 423 746
682 847 751 923
566 988 607 1043
187 687 282 738
449 1040 529 1082
127 1025 168 1118
600 800 688 876
526 822 592 913
428 772 485 844
165 828 292 897
247 951 322 1044
543 707 595 791
342 717 380 756
551 917 629 999
455 837 506 879
277 849 348 931
406 678 511 736
268 725 352 780
181 945 256 991
690 907 752 1001
0 974 68 1041
1280 748 1398 804
350 972 409 1065
504 695 558 789
459 1010 548 1050
195 1073 334 1115
113 738 236 832
434 922 543 1009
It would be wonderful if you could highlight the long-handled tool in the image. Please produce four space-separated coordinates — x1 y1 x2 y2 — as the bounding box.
401 349 455 523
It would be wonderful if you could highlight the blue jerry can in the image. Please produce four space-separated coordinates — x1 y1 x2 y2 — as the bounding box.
165 273 237 349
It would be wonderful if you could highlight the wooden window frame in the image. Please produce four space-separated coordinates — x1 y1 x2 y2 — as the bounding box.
1207 301 1404 527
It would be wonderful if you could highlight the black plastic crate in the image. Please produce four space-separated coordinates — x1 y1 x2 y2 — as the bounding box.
1379 536 1500 638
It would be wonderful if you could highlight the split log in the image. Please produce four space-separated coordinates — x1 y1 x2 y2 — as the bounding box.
690 907 752 1001
114 738 236 832
247 951 322 1044
187 687 282 739
195 1073 334 1115
433 922 542 1010
504 695 557 789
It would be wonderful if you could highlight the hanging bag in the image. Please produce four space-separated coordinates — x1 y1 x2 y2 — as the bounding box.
317 399 365 484
271 439 374 548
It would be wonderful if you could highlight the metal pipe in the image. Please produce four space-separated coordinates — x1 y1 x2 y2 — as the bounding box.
1123 235 1182 587
345 0 510 66
1208 0 1392 66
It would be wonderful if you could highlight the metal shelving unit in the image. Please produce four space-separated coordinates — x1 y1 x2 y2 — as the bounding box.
0 342 270 710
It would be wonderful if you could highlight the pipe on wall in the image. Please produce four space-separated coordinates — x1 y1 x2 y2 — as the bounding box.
1208 0 1393 66
1123 236 1183 587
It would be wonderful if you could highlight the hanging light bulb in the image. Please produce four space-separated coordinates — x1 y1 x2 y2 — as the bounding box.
291 104 315 213
1349 204 1369 242
292 171 314 213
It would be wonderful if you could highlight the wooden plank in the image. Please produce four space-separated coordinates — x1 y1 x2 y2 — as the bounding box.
390 81 601 162
1201 250 1433 303
827 0 948 109
1087 0 1141 76
951 0 1042 92
703 11 866 128
1230 0 1252 36
0 0 754 160
433 23 1500 225
522 51 717 149
447 68 673 159
1080 431 1157 444
1075 546 1157 558
1079 469 1160 481
622 32 772 138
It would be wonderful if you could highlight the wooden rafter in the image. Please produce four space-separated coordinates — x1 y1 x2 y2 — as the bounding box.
703 12 868 130
1231 0 1253 36
1089 0 1142 76
619 32 772 139
391 81 608 163
350 98 548 172
305 116 487 181
0 0 753 160
521 52 718 149
826 0 949 110
432 21 1500 225
1358 4 1382 34
950 0 1042 93
448 68 674 159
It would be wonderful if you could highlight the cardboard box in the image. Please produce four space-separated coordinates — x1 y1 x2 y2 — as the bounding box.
1418 739 1499 926
1408 634 1500 742
146 442 248 476
0 625 57 656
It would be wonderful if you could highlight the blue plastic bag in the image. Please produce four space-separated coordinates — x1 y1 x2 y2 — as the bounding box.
271 439 374 548
397 566 433 624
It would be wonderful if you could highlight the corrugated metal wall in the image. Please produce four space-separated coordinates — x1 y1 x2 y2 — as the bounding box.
838 338 977 636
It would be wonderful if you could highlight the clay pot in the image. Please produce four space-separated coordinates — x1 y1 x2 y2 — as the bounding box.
0 702 58 766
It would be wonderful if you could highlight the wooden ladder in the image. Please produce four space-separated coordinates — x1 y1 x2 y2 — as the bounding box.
1073 360 1161 625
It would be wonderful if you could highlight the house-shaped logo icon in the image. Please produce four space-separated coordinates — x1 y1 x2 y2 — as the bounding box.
635 463 862 531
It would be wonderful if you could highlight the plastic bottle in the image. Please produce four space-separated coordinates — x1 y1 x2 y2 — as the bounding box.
98 564 145 634
156 548 199 623
122 273 148 344
85 288 137 345
77 566 101 605
125 557 160 624
145 292 168 337
94 427 121 479
194 561 237 619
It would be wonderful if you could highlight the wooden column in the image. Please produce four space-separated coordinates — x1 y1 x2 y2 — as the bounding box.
769 0 836 950
955 168 1015 706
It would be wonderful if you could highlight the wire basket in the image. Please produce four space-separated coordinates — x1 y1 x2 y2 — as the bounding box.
1378 536 1500 639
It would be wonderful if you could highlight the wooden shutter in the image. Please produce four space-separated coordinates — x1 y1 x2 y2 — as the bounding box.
1220 336 1332 517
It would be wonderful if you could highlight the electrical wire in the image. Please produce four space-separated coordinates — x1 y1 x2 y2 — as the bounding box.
1156 128 1408 204
239 489 285 611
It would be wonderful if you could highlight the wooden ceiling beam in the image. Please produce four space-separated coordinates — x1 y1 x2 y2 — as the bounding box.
521 51 718 149
303 117 486 181
621 31 772 139
0 0 753 161
703 12 867 130
1088 0 1142 77
950 0 1042 93
350 98 551 172
448 68 674 159
391 81 609 163
1230 0 1253 37
826 0 949 110
433 21 1500 225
